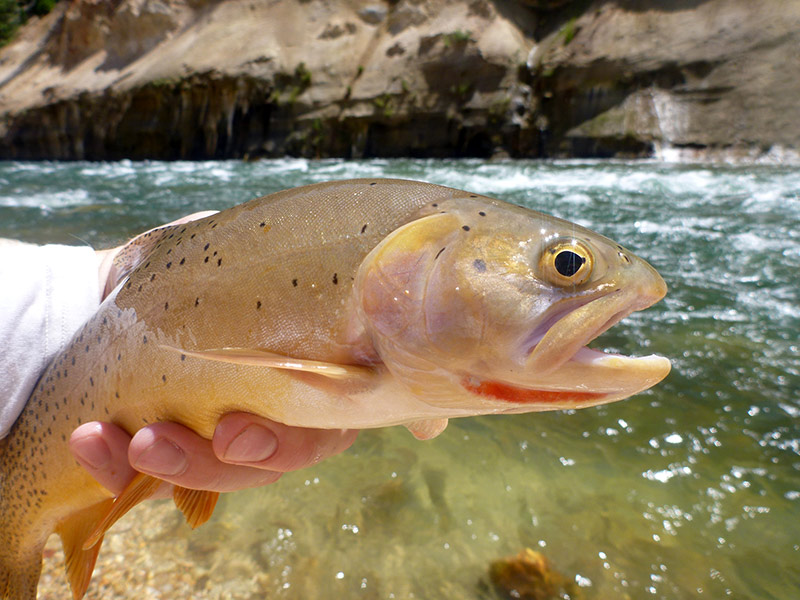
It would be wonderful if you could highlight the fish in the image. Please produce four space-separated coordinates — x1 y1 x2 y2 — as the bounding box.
0 178 670 599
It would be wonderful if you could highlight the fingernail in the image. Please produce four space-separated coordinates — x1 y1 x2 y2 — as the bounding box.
223 424 278 463
72 434 111 470
132 438 187 476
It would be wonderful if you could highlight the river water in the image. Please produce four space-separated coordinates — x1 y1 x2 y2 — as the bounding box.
1 159 798 599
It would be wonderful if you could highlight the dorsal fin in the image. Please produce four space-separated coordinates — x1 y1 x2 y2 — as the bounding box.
55 498 115 600
103 225 178 297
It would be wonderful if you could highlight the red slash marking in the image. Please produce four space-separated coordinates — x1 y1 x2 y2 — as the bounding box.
462 378 606 404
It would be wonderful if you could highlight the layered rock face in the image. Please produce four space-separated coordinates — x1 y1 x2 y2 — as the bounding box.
0 0 796 161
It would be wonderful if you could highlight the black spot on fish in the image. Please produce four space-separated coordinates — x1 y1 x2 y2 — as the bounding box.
260 222 266 227
478 211 486 217
143 335 148 344
167 249 172 255
432 203 438 208
205 256 209 263
162 374 167 382
292 279 298 287
332 273 338 285
462 225 471 232
191 234 196 239
369 182 377 186
181 354 186 361
204 243 210 251
195 297 200 306
164 302 169 311
85 345 89 353
103 364 107 373
144 262 150 269
102 317 107 325
150 273 157 282
434 247 446 260
256 300 262 309
166 262 172 269
473 258 487 273
470 195 478 198
138 285 143 292
217 258 222 266
361 224 368 234
213 251 218 256
117 353 121 361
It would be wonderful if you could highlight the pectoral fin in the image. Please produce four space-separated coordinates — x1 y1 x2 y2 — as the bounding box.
405 418 449 440
162 346 373 380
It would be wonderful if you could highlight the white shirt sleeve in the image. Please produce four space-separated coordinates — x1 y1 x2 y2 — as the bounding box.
0 241 101 438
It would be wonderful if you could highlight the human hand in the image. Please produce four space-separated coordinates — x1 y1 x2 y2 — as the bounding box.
70 414 358 496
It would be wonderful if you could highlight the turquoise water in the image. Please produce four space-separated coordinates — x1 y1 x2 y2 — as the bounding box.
2 159 798 599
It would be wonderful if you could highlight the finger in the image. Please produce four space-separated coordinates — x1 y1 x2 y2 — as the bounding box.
129 422 283 493
213 413 358 473
69 422 172 499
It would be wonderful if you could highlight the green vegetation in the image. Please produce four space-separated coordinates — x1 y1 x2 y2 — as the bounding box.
271 62 313 106
1 0 59 46
372 93 394 118
560 17 578 45
0 0 23 46
30 0 56 16
294 62 311 88
488 96 511 125
450 81 472 98
443 30 472 48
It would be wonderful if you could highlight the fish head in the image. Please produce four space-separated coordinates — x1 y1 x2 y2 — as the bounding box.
356 196 671 412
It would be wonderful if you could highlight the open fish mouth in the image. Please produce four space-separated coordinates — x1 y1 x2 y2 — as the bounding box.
525 288 658 374
463 286 671 409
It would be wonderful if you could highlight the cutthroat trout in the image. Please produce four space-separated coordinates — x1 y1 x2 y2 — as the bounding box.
0 179 670 599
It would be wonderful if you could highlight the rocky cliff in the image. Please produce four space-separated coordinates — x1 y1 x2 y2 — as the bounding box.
0 0 797 162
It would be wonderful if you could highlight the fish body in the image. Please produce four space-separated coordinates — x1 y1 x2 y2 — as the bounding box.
0 179 670 599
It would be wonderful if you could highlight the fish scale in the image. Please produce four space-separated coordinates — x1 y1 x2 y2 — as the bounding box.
0 179 669 599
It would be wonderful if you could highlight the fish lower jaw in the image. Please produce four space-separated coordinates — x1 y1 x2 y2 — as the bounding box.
570 345 671 372
462 347 670 409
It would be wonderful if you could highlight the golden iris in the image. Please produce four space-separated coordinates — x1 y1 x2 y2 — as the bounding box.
538 239 594 286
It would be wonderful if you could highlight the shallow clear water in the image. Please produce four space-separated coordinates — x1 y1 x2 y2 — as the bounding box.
2 159 798 599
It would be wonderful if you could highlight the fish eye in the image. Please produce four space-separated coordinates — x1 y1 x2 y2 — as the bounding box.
539 239 594 286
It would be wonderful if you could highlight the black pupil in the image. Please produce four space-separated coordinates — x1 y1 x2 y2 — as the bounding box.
554 251 585 277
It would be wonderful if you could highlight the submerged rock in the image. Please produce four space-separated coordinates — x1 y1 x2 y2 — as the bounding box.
488 548 582 600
